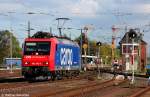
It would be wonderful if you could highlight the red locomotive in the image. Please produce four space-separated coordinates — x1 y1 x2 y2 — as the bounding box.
22 37 81 80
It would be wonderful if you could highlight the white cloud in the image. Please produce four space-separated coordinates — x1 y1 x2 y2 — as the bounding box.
0 0 150 45
0 2 25 12
135 4 150 14
111 2 150 14
70 0 99 17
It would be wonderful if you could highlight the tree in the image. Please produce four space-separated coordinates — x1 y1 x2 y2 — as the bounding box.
0 30 21 65
75 37 99 56
88 40 97 55
74 33 89 55
99 43 112 65
115 46 121 59
74 35 113 65
32 31 71 40
32 31 53 38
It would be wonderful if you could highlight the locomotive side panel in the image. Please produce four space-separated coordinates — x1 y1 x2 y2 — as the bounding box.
55 44 81 70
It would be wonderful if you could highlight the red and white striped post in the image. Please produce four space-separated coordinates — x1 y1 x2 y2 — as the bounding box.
131 42 135 85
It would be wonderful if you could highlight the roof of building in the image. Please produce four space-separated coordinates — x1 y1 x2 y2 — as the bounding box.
119 31 147 45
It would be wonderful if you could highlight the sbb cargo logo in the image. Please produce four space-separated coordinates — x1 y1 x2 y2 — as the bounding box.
60 48 73 65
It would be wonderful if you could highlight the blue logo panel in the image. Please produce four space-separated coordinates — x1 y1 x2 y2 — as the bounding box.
55 44 81 70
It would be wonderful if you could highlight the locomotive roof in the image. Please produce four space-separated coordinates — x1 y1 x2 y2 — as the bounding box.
57 38 79 47
25 38 52 41
25 37 79 47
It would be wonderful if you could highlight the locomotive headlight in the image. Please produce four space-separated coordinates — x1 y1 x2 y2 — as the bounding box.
25 61 30 65
43 61 49 65
45 62 48 65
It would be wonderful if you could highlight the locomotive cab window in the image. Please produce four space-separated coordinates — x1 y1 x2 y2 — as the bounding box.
24 42 50 55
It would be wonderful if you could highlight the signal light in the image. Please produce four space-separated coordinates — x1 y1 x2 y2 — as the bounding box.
128 29 137 39
96 41 102 46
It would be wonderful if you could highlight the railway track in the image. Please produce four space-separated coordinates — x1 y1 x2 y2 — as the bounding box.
44 77 148 97
1 70 149 97
45 79 116 97
0 70 98 90
0 78 99 97
0 76 24 83
129 86 150 97
0 73 113 97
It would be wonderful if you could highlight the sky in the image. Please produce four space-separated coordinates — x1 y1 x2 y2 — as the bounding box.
0 0 150 49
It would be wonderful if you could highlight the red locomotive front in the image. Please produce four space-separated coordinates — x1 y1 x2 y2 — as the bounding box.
22 38 57 80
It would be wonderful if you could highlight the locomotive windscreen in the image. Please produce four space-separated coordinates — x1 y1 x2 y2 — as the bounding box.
24 42 50 55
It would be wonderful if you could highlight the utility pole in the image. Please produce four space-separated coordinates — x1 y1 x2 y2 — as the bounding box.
50 27 52 34
80 29 83 56
79 28 88 71
58 28 62 37
111 25 120 64
26 21 34 38
0 13 13 73
112 25 117 61
136 28 142 71
8 11 15 73
10 31 13 73
125 26 129 71
25 12 36 38
28 21 30 38
112 36 115 60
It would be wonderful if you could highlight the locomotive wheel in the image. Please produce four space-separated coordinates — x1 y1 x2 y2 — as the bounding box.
51 72 56 81
65 71 71 79
43 76 48 80
24 73 35 82
75 71 79 77
27 77 36 82
56 74 62 80
51 75 55 81
55 71 62 80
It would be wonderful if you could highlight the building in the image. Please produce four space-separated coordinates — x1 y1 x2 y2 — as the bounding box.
5 58 21 68
119 29 147 72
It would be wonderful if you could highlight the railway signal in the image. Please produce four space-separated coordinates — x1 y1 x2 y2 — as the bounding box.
128 29 137 39
128 29 137 85
96 41 102 46
96 41 102 79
